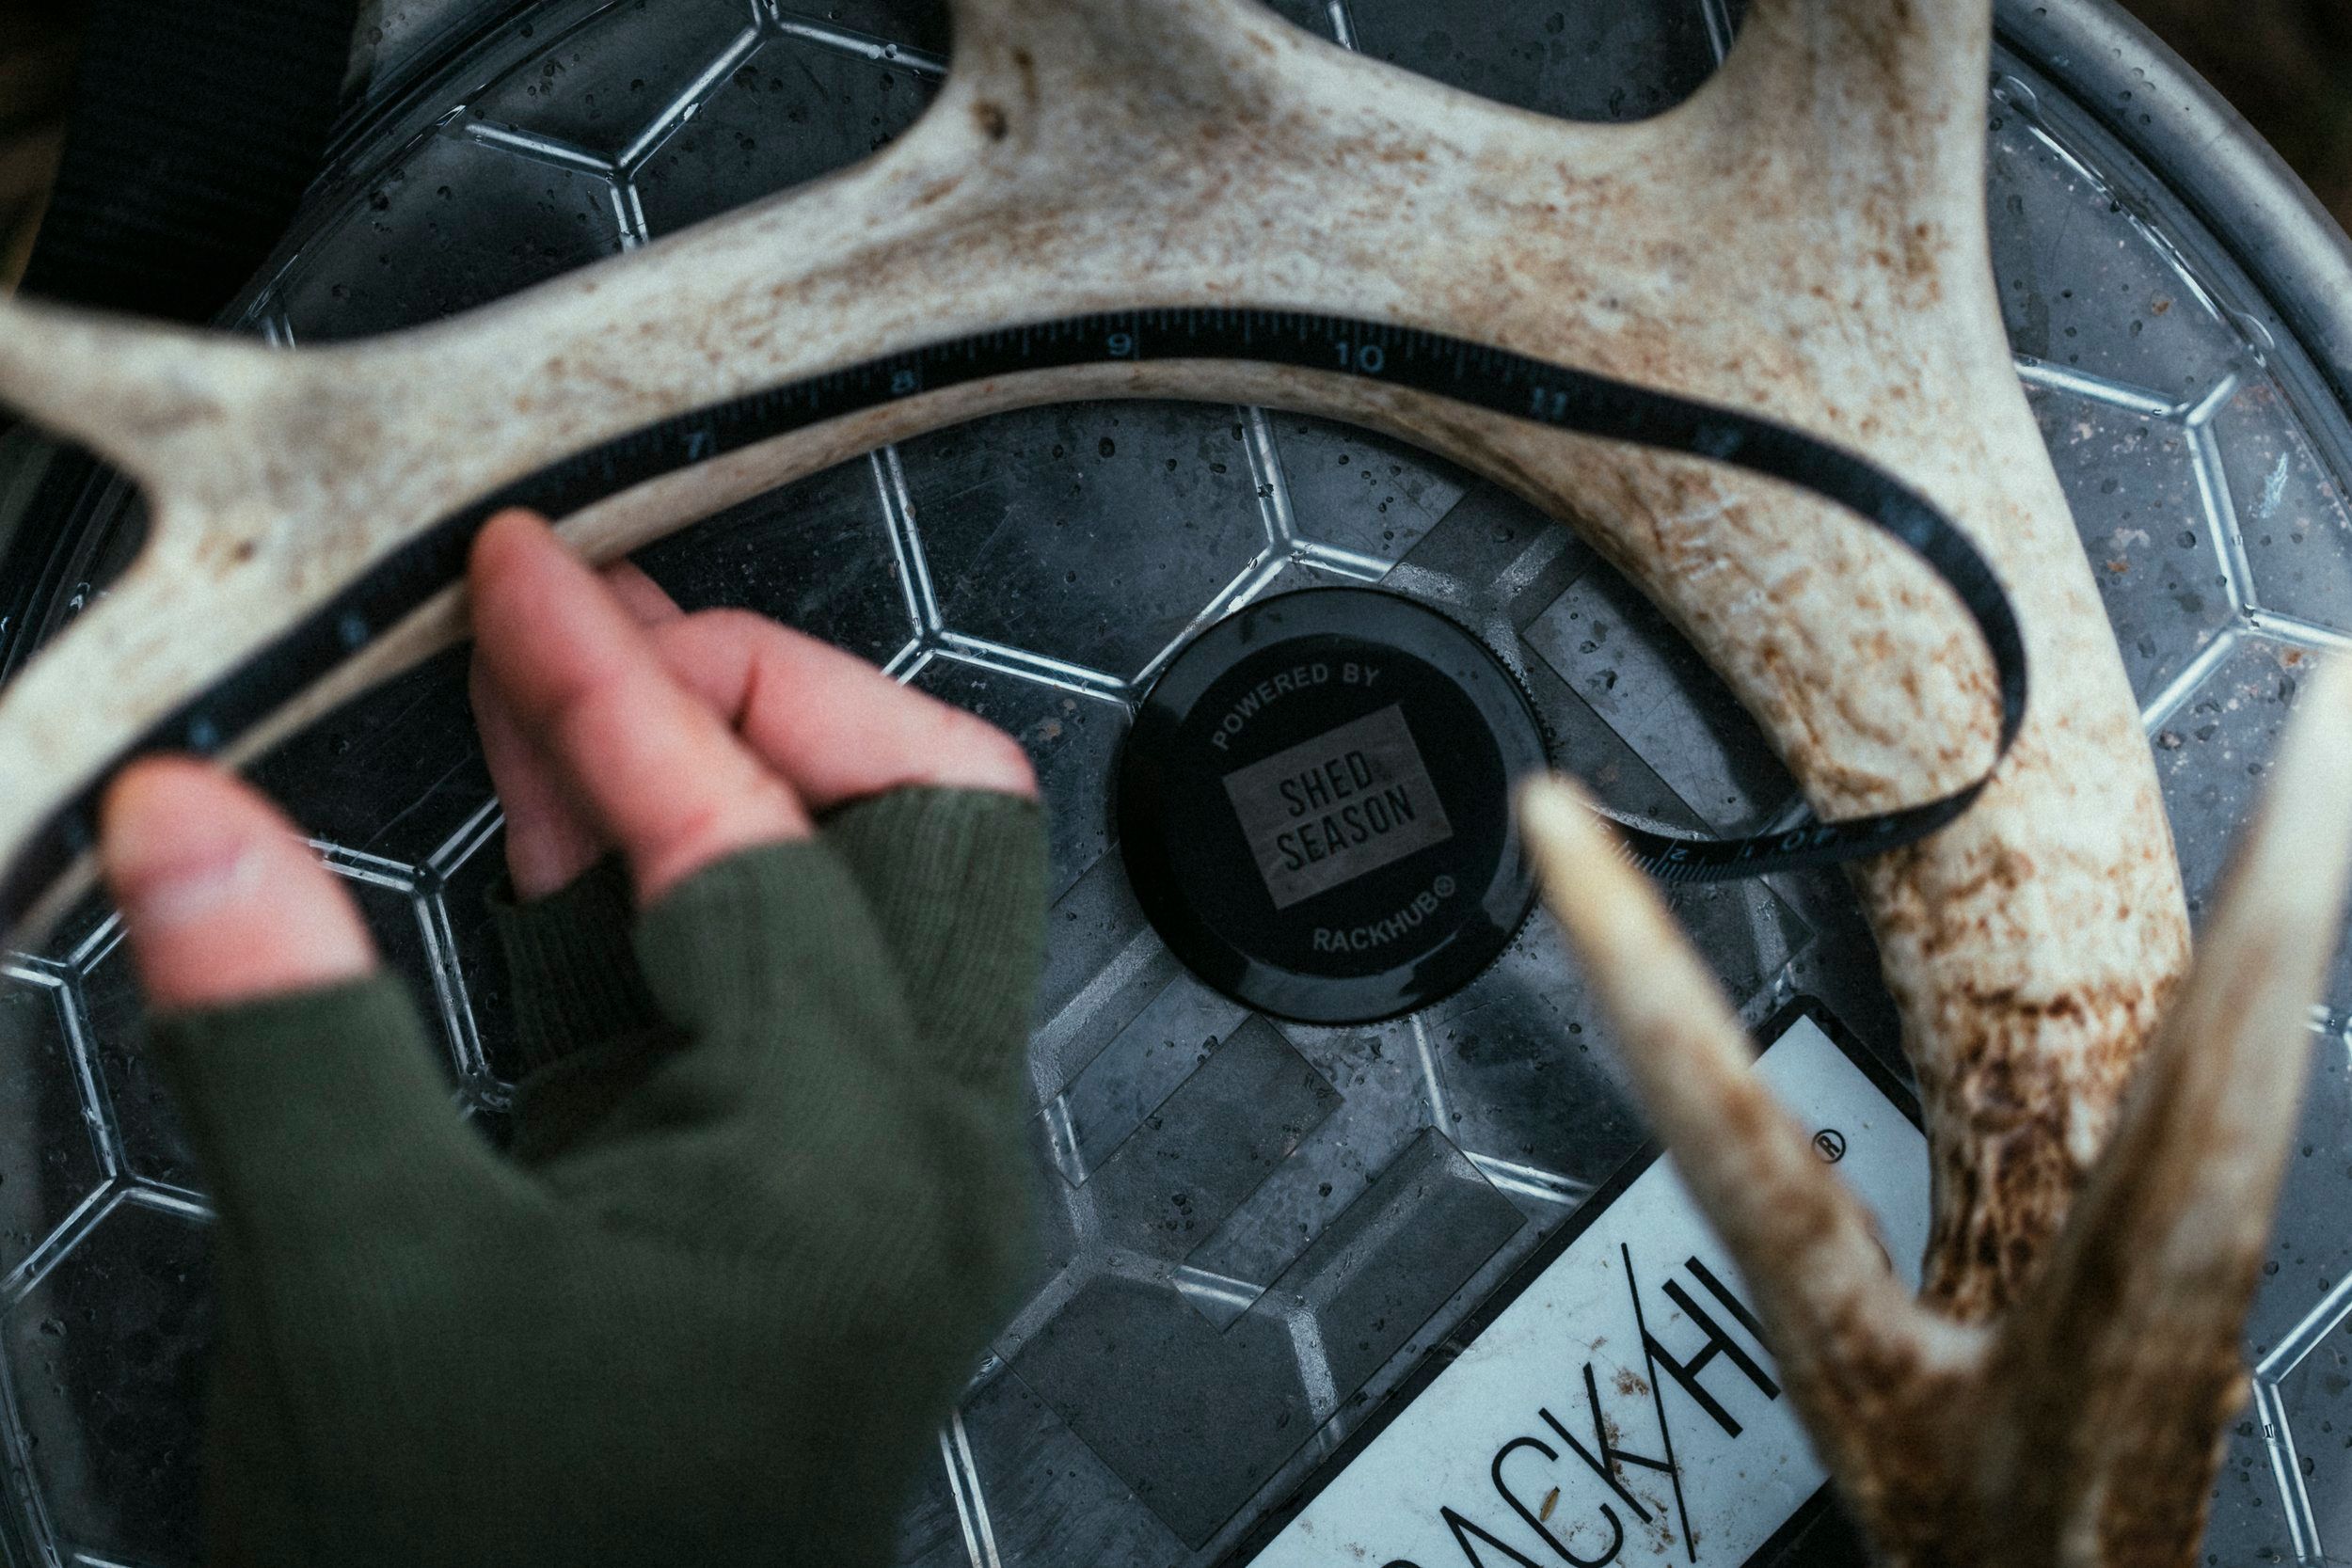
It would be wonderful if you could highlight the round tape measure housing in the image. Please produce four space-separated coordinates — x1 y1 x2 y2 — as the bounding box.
1119 589 1549 1024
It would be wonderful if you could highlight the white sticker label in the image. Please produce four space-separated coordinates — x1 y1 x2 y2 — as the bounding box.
1244 1014 1929 1567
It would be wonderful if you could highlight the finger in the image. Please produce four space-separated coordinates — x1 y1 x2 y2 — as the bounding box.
602 560 685 627
648 621 1046 1059
472 558 688 900
101 757 375 1009
469 510 810 905
651 610 1038 811
103 763 498 1242
470 657 604 900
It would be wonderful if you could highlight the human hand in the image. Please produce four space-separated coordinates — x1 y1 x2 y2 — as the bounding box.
98 509 1048 1567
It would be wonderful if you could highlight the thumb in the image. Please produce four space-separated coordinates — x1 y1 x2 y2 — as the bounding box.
102 757 375 1006
101 759 503 1235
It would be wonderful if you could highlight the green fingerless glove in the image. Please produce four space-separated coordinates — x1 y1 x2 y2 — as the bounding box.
152 787 1047 1568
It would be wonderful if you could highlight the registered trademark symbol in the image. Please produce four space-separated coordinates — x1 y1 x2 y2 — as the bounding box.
1434 875 1457 897
1813 1128 1848 1163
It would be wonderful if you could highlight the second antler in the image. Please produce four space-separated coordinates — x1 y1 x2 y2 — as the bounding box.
1521 657 2352 1565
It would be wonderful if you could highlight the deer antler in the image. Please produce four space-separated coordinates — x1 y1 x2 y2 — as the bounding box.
0 0 2296 1557
1520 654 2352 1563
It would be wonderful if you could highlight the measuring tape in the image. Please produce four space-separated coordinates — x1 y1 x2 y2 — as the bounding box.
0 309 2026 930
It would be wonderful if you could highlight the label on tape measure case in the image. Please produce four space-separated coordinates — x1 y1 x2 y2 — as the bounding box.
1232 1004 1928 1567
1220 702 1457 911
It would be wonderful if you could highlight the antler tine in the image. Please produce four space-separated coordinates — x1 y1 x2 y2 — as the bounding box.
1518 779 1978 1491
0 293 274 496
1984 657 2352 1561
1708 0 1994 166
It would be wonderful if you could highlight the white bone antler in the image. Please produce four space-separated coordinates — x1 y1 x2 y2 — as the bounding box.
0 0 2296 1557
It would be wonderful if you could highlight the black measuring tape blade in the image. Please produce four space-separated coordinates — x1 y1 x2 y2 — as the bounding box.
0 309 2026 931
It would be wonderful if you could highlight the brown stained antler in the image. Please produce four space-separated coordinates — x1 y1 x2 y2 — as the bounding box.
0 0 2267 1557
1522 655 2352 1564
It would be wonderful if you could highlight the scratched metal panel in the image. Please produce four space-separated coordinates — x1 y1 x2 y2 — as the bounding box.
0 2 2348 1564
